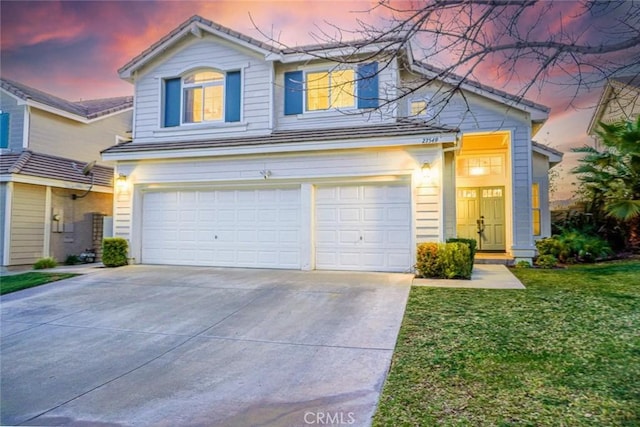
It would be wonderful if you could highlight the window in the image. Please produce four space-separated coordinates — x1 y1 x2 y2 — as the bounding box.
183 70 224 123
0 112 8 149
411 100 427 116
457 156 504 177
306 69 355 111
532 182 541 236
163 69 241 128
283 62 378 115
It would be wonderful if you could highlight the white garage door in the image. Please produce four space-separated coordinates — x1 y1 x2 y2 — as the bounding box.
315 183 412 272
142 187 301 268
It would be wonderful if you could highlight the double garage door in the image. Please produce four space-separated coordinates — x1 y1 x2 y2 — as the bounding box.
141 184 412 272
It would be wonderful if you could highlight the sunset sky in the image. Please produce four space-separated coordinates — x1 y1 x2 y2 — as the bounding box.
1 0 622 201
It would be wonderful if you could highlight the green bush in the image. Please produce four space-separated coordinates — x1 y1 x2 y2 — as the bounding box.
33 257 57 269
447 238 477 271
536 230 612 263
515 260 532 268
65 255 81 265
535 254 558 269
416 242 472 279
102 238 129 267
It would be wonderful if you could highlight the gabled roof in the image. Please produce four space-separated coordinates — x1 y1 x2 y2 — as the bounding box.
102 120 458 156
411 61 549 121
0 78 132 121
587 74 640 135
0 150 113 187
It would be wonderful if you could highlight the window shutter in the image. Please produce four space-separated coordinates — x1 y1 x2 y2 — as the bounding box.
357 62 379 109
225 71 242 122
164 78 181 127
0 113 9 148
284 71 303 115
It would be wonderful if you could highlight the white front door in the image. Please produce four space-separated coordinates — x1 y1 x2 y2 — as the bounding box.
315 183 412 272
141 187 301 268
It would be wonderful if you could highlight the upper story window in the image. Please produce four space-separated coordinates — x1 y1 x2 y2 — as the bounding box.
284 62 379 115
162 68 241 128
409 97 434 120
306 69 355 111
183 70 224 123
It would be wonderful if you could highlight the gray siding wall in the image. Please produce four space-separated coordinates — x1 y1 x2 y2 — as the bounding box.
10 183 45 266
273 58 398 131
133 36 272 143
29 109 132 165
0 91 26 152
400 71 535 252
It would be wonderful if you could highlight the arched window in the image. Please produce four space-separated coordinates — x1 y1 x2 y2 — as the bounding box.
183 70 225 123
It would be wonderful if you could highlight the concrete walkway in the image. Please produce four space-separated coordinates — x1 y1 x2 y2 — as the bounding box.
413 264 526 289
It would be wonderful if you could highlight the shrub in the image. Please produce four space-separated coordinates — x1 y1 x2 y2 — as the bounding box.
446 238 477 271
416 242 472 279
535 254 558 269
33 257 57 269
102 238 129 267
65 255 81 265
515 260 532 268
536 230 613 263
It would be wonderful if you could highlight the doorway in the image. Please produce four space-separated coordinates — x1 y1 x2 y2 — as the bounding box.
456 187 505 251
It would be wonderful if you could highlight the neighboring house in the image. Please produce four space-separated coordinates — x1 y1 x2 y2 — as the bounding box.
102 15 562 272
587 75 640 138
0 78 132 270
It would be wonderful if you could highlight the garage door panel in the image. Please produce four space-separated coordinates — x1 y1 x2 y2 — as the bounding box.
142 188 301 268
315 184 412 272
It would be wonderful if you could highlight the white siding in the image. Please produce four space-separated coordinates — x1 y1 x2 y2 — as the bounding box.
533 151 552 238
29 109 132 165
0 91 25 152
132 36 272 143
273 59 398 131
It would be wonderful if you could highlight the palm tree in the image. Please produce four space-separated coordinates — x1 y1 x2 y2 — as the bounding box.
572 116 640 249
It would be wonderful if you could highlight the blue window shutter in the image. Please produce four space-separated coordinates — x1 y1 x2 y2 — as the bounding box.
164 78 181 127
357 62 379 109
0 113 9 148
225 71 242 122
284 71 303 115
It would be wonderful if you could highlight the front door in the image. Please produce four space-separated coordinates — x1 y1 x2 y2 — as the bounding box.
456 187 505 251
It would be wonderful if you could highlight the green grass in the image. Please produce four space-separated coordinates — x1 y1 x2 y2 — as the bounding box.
374 260 640 426
1 272 79 295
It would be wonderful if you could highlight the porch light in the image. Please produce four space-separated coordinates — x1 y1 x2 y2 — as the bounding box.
421 162 432 178
116 174 128 191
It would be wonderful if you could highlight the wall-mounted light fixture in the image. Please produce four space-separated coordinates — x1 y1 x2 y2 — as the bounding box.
116 174 128 191
259 170 272 179
421 162 432 178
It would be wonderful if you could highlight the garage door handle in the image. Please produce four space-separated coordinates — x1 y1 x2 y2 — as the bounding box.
360 236 363 240
214 235 218 239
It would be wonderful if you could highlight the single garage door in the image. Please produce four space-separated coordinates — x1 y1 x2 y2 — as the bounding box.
142 187 301 268
315 183 412 272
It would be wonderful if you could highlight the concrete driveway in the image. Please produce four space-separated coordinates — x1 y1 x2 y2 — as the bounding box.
1 266 412 426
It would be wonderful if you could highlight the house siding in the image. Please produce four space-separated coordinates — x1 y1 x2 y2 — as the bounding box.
0 91 26 152
0 183 6 266
402 75 535 255
132 36 272 143
9 183 46 265
113 145 442 262
29 108 131 165
533 151 552 238
273 58 398 131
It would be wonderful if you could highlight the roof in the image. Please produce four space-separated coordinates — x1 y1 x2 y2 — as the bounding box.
587 74 640 135
412 61 550 116
102 120 458 155
612 75 640 89
0 78 133 120
531 140 563 165
0 151 113 187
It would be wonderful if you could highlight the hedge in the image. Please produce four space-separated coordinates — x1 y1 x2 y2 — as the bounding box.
102 238 129 267
416 242 473 279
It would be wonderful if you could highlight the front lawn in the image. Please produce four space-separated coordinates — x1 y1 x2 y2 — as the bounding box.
374 260 640 426
1 272 79 295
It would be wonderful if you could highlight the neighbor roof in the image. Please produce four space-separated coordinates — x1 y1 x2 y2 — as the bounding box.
102 120 458 155
587 74 640 135
0 150 113 187
0 78 133 120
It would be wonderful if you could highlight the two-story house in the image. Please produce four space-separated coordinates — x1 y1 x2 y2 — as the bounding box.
0 79 132 270
102 15 562 272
